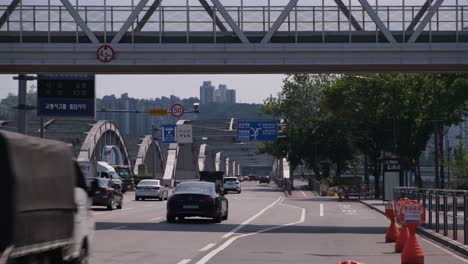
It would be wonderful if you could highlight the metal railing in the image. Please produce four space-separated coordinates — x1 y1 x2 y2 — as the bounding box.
0 4 466 43
394 187 468 245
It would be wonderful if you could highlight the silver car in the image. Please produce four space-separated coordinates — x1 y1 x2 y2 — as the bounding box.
135 179 168 201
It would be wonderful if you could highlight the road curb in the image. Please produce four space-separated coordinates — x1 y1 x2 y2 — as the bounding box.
358 199 468 257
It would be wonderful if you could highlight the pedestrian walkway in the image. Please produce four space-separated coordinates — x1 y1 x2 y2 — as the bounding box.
360 199 468 257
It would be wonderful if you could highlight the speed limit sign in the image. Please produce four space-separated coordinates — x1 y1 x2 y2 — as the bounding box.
171 104 185 117
96 45 115 63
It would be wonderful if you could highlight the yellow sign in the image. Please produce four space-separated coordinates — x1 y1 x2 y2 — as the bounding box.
148 109 167 116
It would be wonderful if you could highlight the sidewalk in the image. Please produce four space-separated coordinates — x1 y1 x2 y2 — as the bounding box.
360 199 468 257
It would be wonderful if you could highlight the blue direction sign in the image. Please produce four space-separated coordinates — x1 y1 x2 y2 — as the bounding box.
237 121 278 142
162 125 177 143
37 74 95 118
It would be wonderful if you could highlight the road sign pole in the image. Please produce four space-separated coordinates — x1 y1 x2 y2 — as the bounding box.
17 74 27 134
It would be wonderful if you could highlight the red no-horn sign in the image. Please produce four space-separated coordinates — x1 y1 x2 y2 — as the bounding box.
171 104 185 117
96 45 115 63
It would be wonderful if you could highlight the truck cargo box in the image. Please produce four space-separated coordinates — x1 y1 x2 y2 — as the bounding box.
0 131 76 258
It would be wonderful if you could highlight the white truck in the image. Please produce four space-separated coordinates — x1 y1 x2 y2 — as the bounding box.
78 160 123 190
0 131 94 264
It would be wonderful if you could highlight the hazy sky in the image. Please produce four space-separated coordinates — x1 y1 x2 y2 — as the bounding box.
0 74 285 104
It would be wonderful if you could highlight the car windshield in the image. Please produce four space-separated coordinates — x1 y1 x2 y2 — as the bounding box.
174 182 213 195
138 180 160 186
224 178 237 182
114 167 132 178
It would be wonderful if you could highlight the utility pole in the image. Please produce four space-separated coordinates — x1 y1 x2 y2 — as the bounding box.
432 74 440 189
13 75 35 134
151 124 159 179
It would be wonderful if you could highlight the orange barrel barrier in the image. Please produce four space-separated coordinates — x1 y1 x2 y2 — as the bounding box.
400 200 425 264
395 198 410 252
385 201 400 243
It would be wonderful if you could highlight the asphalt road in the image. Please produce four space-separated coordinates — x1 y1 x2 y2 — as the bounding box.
90 181 468 264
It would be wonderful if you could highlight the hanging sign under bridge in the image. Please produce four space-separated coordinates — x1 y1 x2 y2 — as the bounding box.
37 74 95 118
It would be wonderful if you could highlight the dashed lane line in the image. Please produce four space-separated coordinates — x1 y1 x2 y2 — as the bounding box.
177 259 191 264
320 203 324 217
199 243 217 252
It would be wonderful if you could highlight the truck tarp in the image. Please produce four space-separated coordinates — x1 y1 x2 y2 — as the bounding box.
199 171 224 194
0 131 75 257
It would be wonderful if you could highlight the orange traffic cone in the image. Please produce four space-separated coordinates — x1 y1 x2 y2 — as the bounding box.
401 225 424 264
386 217 400 243
395 224 409 253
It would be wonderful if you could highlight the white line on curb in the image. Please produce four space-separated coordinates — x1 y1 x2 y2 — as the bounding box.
320 204 324 217
199 243 216 252
222 196 283 239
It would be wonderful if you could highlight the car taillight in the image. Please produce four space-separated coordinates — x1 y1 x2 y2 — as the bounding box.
102 188 109 193
169 195 182 201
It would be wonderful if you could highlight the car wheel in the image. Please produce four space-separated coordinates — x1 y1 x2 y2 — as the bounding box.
167 215 176 223
135 196 140 201
222 212 228 221
71 242 88 264
141 197 145 201
116 201 122 209
238 190 241 194
159 195 163 201
213 215 222 223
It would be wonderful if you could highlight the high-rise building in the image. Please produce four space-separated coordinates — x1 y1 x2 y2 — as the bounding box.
200 81 215 104
226 89 236 104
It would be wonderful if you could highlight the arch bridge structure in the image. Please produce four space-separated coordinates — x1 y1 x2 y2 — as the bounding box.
0 0 467 73
77 120 131 167
134 135 165 178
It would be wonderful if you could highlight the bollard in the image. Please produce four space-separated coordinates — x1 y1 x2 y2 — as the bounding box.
395 198 410 252
401 224 424 264
395 224 409 252
385 201 400 243
400 200 426 264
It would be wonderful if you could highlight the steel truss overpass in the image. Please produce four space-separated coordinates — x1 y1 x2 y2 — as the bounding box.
0 0 467 73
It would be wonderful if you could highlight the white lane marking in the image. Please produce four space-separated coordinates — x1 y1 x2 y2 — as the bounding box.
320 204 324 217
222 196 283 239
199 243 217 252
300 189 308 197
148 217 162 221
111 225 127 230
121 207 133 211
177 259 191 264
144 204 154 207
196 207 306 264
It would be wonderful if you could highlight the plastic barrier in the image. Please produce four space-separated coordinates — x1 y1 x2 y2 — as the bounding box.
385 200 400 243
400 200 425 264
395 198 409 252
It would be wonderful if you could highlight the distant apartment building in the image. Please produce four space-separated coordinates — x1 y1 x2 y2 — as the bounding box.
226 89 236 104
200 81 215 104
200 82 236 104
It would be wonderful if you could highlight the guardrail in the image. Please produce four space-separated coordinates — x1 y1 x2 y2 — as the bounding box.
394 187 468 245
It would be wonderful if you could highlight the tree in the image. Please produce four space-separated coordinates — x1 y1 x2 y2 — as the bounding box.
258 74 355 179
449 137 468 188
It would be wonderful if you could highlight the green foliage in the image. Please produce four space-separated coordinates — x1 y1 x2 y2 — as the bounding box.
449 137 468 186
133 175 154 185
258 74 355 178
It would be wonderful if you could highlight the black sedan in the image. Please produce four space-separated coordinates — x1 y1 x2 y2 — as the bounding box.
166 181 228 223
86 177 123 210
